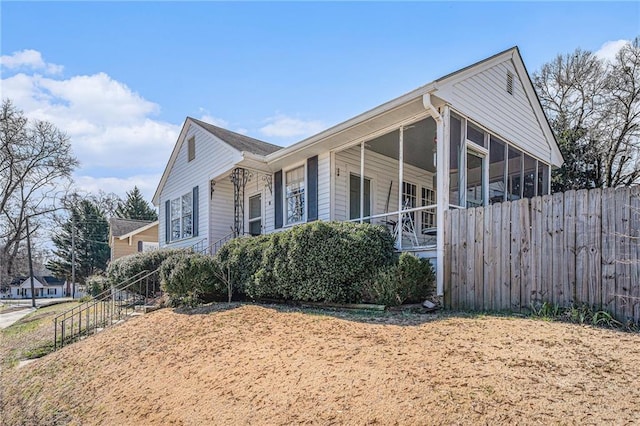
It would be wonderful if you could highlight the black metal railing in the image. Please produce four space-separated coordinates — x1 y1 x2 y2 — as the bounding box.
52 269 159 350
197 232 235 256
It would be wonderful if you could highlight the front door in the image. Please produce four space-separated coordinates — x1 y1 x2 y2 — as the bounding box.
248 194 262 236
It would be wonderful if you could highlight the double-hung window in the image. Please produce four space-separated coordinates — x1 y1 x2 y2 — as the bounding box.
170 192 193 241
285 166 305 225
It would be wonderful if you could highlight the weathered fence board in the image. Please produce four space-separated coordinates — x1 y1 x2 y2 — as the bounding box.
444 186 640 325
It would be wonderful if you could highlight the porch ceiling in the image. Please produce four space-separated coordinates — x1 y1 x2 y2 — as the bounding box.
267 96 428 171
365 117 437 173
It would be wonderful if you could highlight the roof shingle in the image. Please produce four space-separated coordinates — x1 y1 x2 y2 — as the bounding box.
109 218 154 238
189 117 283 156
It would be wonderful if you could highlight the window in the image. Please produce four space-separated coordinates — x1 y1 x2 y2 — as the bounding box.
449 114 463 207
467 122 487 148
248 194 262 236
489 136 507 204
402 181 417 221
187 136 195 162
170 192 193 241
421 187 436 230
349 174 371 221
523 154 537 198
537 162 550 196
285 166 305 224
507 146 523 201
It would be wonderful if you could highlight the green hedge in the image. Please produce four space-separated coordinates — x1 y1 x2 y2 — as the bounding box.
364 252 435 306
215 235 271 298
159 253 225 306
106 249 187 295
242 221 396 303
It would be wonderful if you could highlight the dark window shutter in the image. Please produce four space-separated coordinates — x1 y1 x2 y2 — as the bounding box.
165 200 170 242
274 171 283 229
307 156 318 221
192 186 199 237
137 241 143 252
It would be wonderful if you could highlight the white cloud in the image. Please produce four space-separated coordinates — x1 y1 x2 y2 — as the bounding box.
259 114 325 138
1 62 180 173
0 49 63 75
73 174 162 203
595 39 629 63
199 114 229 128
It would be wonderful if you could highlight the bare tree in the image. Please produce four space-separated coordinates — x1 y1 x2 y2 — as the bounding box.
0 99 78 287
533 38 640 191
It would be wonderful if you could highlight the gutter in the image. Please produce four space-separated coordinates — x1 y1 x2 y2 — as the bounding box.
265 82 438 163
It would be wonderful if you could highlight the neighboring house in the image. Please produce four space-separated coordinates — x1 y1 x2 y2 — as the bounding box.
152 46 563 296
108 218 160 261
9 276 67 299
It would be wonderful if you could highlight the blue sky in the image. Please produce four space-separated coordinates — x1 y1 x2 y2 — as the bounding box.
1 1 638 202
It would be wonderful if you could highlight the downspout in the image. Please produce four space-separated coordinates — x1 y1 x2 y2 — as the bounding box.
423 92 446 297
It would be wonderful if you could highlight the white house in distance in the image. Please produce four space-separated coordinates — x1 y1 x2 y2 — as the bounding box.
152 46 563 295
8 276 68 299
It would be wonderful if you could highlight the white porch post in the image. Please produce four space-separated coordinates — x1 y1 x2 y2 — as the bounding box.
436 106 450 296
397 126 404 249
360 142 365 223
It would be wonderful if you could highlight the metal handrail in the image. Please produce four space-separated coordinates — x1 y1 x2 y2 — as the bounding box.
197 232 236 256
53 269 159 350
53 269 150 322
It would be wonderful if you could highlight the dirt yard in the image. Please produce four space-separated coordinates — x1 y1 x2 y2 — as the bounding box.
2 304 640 425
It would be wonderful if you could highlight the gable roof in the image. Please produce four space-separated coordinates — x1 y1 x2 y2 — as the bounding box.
189 117 282 156
10 276 65 287
153 117 283 205
267 46 562 168
109 218 155 238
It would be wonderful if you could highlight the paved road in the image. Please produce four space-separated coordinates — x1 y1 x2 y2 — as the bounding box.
0 307 36 329
0 297 75 329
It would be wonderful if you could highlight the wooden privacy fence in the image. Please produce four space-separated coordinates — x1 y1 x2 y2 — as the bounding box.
443 186 640 325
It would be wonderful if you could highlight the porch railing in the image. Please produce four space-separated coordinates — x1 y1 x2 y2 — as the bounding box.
52 269 159 350
348 203 438 249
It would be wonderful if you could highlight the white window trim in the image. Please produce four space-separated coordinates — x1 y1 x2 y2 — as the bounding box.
169 192 193 242
283 162 307 226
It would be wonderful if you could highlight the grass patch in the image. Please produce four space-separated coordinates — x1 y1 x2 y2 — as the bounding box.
0 302 79 369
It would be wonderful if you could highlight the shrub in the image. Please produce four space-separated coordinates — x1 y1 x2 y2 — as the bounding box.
85 274 109 297
250 221 396 303
106 249 187 295
160 253 225 305
364 252 435 306
215 235 271 298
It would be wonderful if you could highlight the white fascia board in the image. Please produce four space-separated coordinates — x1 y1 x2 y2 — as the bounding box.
265 82 438 164
509 50 564 167
117 221 159 241
152 118 193 206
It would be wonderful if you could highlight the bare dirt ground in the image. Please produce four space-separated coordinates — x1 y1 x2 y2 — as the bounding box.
2 304 640 425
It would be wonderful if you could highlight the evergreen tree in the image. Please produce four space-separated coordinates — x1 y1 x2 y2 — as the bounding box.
115 187 158 221
47 199 110 284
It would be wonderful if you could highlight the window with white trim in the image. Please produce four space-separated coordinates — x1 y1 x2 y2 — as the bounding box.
421 187 436 230
402 181 417 221
285 166 305 225
170 192 193 240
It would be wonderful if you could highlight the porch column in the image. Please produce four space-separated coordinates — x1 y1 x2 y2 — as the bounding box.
360 142 365 224
397 126 404 249
435 106 450 296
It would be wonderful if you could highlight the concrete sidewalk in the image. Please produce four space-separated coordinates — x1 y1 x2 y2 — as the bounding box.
0 307 36 329
0 297 76 329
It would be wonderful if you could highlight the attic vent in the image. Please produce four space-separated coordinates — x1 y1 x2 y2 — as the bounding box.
506 71 514 95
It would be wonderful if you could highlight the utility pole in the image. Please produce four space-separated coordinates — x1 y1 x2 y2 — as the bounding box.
71 212 76 299
25 215 36 308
